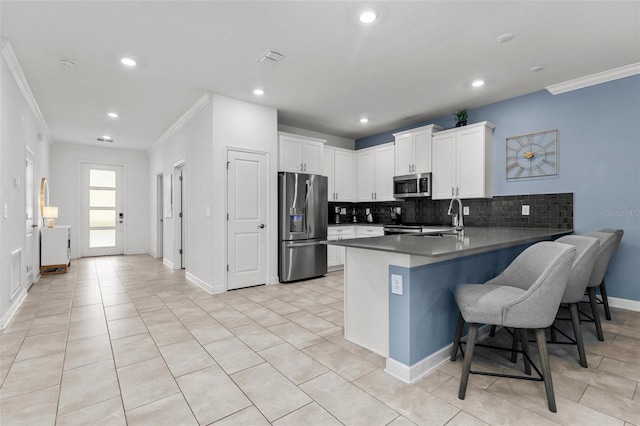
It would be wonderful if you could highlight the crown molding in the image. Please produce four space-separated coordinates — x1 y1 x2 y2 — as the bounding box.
1 39 53 143
147 93 212 153
546 62 640 95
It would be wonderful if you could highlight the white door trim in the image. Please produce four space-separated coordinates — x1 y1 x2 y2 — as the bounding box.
224 146 271 291
173 164 186 270
156 173 164 258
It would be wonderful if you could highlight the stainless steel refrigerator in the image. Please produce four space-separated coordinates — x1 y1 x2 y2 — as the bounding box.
278 172 328 282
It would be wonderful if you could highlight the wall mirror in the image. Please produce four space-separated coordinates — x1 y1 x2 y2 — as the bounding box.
40 177 49 215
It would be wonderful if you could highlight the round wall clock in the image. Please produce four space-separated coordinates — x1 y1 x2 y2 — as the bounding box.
506 129 557 179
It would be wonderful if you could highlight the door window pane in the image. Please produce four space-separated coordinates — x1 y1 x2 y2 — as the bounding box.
90 190 116 207
90 210 116 227
90 230 116 248
90 170 116 188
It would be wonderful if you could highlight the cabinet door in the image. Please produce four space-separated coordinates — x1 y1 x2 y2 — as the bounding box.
324 149 335 200
279 135 302 172
334 150 355 201
327 236 340 267
302 139 324 174
456 126 486 198
432 133 456 199
414 129 433 173
394 134 413 175
374 145 395 201
356 150 375 201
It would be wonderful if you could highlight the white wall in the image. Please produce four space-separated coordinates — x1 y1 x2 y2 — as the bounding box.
50 143 149 258
1 50 51 328
148 94 277 293
211 94 279 288
278 124 355 150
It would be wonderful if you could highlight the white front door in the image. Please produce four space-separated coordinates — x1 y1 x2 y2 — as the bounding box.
81 163 124 256
25 150 36 286
227 150 267 290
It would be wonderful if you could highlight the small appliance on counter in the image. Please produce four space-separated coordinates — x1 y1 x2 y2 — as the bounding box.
352 208 358 223
366 208 373 223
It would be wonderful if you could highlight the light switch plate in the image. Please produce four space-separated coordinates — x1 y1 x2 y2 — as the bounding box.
391 274 403 295
522 205 530 216
340 208 346 215
3 204 7 219
205 206 210 217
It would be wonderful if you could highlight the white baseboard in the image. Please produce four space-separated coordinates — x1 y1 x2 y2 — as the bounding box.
125 250 149 256
269 275 279 285
609 296 640 312
384 324 493 384
163 258 174 269
186 271 225 295
1 288 27 330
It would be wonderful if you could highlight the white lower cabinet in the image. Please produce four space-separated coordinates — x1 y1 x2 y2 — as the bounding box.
328 225 384 270
40 226 71 274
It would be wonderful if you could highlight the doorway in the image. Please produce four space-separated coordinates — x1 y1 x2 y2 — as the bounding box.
81 163 124 256
226 149 267 290
156 173 163 258
25 147 36 287
174 164 185 269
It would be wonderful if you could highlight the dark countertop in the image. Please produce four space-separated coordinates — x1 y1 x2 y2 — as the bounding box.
327 227 572 258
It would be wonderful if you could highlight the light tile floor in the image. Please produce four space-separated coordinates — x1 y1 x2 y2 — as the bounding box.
1 255 639 425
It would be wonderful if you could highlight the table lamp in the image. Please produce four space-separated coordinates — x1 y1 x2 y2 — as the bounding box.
43 206 58 228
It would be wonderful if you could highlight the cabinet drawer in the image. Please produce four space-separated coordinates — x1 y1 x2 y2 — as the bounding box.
357 226 384 237
328 226 356 237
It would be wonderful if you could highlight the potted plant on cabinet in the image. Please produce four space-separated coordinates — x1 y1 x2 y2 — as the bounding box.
454 109 468 127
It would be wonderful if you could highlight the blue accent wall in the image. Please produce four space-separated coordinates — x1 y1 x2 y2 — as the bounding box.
388 244 528 365
360 76 640 302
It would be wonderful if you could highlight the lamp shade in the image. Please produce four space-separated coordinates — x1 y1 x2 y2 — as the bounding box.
43 206 58 219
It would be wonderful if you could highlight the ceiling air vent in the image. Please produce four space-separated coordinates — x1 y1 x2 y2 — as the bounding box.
259 49 285 65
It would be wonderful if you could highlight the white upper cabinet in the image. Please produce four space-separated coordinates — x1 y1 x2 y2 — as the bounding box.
278 132 325 174
356 142 395 201
432 121 495 200
393 124 443 176
324 147 355 202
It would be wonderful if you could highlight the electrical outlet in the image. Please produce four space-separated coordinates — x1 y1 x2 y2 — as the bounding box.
340 208 346 215
522 205 530 216
391 274 403 295
463 206 469 216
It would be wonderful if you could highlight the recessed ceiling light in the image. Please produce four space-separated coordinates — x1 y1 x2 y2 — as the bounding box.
120 57 137 67
530 65 546 72
253 89 265 96
107 112 119 118
97 136 113 142
359 10 377 24
471 79 485 88
360 117 369 123
497 33 514 43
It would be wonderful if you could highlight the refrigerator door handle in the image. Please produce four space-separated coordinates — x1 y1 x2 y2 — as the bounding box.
284 240 326 248
304 180 311 235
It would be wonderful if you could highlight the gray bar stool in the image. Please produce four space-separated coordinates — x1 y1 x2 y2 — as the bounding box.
596 229 624 320
551 235 599 367
581 231 617 341
450 241 576 413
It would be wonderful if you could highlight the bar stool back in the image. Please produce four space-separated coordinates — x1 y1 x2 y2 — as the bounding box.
595 228 624 320
554 235 599 367
582 231 617 340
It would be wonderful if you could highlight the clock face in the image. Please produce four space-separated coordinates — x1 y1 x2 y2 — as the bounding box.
506 130 557 179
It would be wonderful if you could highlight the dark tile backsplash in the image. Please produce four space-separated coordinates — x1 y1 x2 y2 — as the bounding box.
329 192 573 229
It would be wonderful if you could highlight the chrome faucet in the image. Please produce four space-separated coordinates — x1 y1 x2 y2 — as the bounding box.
447 196 464 232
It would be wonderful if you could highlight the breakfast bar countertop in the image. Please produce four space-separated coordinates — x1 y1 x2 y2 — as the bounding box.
328 226 573 258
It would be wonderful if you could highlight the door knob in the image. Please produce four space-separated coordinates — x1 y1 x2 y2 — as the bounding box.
258 224 265 229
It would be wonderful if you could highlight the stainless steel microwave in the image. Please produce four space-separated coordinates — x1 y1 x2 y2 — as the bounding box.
393 173 431 198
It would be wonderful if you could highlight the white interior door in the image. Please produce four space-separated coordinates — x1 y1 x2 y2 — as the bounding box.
227 150 267 290
81 163 124 256
25 150 35 285
156 174 164 258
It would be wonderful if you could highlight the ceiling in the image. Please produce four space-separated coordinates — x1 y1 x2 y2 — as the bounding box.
2 1 639 151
